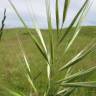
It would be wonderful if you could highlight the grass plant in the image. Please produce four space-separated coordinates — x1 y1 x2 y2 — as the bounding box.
0 0 96 96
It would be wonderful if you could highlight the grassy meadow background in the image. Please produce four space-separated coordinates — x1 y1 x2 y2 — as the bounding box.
0 26 96 96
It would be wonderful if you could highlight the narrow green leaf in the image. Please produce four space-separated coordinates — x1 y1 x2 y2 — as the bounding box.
35 41 48 61
16 34 31 73
56 0 59 36
0 9 6 40
16 34 37 93
65 67 72 78
43 0 53 88
8 0 27 27
45 64 51 95
61 0 70 29
44 92 47 96
33 25 49 63
59 0 89 44
64 22 81 53
26 73 38 93
33 71 42 81
4 88 23 96
59 42 96 71
65 0 91 52
56 88 74 96
25 1 48 57
47 64 51 81
35 27 48 54
45 1 54 95
45 0 52 31
63 88 75 96
57 66 96 83
8 0 48 62
45 0 54 65
61 81 96 88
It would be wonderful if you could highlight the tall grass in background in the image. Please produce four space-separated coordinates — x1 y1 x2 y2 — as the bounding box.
1 0 96 96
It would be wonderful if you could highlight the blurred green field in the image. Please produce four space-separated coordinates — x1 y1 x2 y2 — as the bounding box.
0 26 96 96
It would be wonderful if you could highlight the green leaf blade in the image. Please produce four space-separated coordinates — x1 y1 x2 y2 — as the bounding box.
59 0 89 44
61 81 96 88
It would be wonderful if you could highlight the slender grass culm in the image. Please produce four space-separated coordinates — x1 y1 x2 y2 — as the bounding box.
0 9 6 40
2 0 96 96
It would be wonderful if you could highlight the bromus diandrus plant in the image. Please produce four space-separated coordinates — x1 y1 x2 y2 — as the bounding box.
3 0 96 96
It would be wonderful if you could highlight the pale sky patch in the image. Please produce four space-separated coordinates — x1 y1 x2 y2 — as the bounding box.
0 0 96 28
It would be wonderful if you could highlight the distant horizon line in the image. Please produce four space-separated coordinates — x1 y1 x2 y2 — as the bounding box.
4 25 96 30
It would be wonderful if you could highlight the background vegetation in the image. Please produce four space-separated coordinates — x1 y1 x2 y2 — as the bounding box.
0 27 96 96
